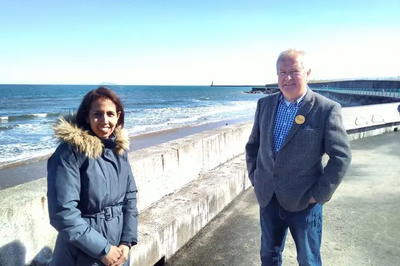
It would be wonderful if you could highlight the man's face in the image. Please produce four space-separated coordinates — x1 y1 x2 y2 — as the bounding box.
277 55 311 102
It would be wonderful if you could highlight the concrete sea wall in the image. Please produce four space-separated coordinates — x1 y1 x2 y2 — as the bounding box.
0 102 399 266
0 121 253 265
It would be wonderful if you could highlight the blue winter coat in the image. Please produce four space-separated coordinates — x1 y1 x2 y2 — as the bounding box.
47 117 138 266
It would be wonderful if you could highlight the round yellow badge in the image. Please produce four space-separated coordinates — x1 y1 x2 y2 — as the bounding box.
295 115 305 125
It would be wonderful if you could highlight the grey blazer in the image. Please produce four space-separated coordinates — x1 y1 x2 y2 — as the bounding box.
245 89 351 212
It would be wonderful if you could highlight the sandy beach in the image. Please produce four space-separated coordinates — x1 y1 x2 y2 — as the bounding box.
0 117 252 190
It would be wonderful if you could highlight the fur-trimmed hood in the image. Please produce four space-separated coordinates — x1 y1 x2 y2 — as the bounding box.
52 116 130 158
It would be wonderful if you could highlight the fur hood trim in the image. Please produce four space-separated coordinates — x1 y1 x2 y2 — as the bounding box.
53 117 130 158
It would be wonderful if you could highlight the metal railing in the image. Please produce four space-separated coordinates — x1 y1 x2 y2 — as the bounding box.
315 87 400 98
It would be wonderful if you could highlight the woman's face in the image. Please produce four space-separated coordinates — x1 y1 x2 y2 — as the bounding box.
88 97 120 139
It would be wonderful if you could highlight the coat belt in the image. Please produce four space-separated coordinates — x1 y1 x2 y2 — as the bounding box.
82 203 123 223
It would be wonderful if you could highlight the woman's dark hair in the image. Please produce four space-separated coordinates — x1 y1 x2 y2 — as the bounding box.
76 86 125 129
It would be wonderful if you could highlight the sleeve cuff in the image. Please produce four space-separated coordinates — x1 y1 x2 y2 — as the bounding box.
119 241 133 250
99 243 111 259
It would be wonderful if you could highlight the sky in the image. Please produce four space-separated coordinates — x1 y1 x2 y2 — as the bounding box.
0 0 399 85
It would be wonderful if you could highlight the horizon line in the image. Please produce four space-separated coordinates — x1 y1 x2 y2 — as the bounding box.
1 77 400 87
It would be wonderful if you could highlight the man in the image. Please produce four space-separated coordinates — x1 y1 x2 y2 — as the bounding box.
245 49 351 266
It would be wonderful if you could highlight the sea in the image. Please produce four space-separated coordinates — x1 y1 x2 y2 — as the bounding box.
0 84 265 169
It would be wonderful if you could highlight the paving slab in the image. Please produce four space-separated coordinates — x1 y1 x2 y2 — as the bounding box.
165 131 400 266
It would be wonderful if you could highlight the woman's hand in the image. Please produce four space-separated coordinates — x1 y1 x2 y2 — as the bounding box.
110 245 130 266
101 246 122 266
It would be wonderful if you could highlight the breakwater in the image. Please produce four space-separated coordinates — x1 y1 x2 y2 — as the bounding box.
308 80 400 89
263 80 400 89
312 90 400 107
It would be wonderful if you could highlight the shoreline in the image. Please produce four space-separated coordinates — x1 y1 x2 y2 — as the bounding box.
0 117 253 190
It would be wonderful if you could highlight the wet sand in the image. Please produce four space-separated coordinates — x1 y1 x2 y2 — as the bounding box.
0 117 252 190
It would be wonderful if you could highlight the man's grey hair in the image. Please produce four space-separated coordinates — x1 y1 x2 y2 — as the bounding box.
276 49 309 72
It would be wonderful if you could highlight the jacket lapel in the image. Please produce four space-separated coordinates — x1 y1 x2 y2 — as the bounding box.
280 89 315 150
268 93 281 155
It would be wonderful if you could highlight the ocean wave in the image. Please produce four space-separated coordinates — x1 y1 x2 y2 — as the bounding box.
127 123 169 136
166 116 202 125
125 101 257 136
0 143 56 169
0 124 18 131
0 112 68 122
191 97 210 102
0 90 262 169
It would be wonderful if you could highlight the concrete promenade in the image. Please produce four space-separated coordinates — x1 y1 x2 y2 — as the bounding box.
165 131 400 266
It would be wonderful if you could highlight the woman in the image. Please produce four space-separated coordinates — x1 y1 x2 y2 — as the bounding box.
47 87 138 266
